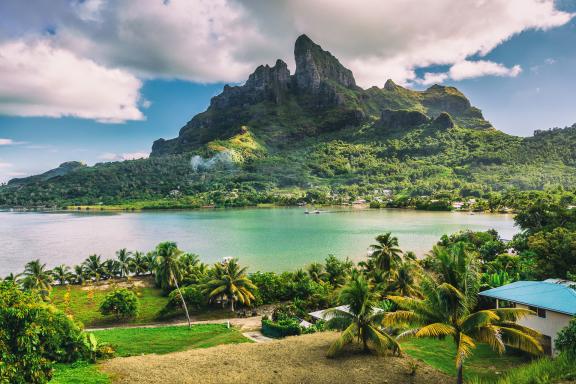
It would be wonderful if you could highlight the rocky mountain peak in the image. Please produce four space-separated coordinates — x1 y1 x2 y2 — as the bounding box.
384 79 398 91
294 34 356 92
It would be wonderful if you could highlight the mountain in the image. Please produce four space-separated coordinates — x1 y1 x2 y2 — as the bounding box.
1 35 575 208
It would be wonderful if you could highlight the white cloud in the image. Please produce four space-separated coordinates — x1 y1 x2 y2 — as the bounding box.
418 72 450 86
99 152 149 161
0 139 15 145
0 39 144 123
0 0 573 100
0 162 12 168
448 60 522 81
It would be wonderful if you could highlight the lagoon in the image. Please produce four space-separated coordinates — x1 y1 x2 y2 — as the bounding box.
0 208 517 276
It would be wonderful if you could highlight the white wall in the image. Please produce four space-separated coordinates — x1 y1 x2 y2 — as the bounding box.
514 303 572 355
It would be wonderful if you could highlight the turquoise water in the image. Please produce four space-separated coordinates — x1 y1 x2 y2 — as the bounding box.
0 208 517 275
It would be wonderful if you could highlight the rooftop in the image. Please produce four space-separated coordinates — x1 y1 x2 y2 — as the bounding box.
480 279 576 316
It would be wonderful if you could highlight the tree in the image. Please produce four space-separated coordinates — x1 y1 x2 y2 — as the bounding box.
99 288 139 320
83 255 104 282
307 262 328 283
204 258 257 312
555 317 576 356
102 259 120 279
387 260 421 297
153 241 191 327
387 278 542 384
22 260 53 298
116 248 132 278
368 233 403 274
0 282 88 383
51 264 72 285
527 227 576 279
131 251 149 276
2 272 22 286
72 265 87 285
325 254 352 287
325 275 400 357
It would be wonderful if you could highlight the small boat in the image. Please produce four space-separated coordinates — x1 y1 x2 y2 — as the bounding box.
314 209 321 214
304 209 310 214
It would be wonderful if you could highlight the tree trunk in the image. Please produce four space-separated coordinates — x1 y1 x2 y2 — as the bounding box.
456 362 463 384
173 276 191 329
230 296 235 312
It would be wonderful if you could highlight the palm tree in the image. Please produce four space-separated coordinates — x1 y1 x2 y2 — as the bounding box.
2 272 22 286
387 260 421 298
153 241 191 327
116 248 132 278
83 254 104 282
307 262 328 283
22 259 53 297
52 264 72 285
387 278 542 384
368 233 403 274
325 275 400 357
102 259 120 280
72 265 87 285
144 252 157 275
203 258 257 312
131 251 149 276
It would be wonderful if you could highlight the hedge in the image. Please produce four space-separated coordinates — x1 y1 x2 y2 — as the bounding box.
261 319 302 338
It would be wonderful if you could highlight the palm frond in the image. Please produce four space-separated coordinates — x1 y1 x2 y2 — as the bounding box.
365 325 401 356
415 323 455 338
455 333 476 367
497 326 543 355
460 310 500 332
327 323 358 357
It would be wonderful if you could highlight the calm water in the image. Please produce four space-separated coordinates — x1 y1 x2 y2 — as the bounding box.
0 208 517 276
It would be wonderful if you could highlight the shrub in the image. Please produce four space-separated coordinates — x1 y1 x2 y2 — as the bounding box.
99 288 139 320
161 285 206 314
556 317 576 355
261 318 302 338
0 282 89 384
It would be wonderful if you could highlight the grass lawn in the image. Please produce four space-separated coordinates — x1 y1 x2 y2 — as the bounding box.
92 324 251 356
402 337 530 381
51 362 110 384
50 280 170 327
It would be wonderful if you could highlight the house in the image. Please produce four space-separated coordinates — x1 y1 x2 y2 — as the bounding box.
309 305 384 322
480 279 576 355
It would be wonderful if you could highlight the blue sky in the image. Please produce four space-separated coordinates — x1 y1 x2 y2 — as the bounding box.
0 0 575 182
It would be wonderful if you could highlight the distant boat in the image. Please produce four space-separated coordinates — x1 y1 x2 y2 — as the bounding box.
304 209 310 214
314 209 321 214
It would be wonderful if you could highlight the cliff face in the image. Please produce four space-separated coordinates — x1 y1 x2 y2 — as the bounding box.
151 34 493 157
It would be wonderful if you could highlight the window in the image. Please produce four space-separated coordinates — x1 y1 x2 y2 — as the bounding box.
528 306 546 318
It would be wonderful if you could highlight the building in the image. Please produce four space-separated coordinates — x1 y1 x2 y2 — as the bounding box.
480 279 576 355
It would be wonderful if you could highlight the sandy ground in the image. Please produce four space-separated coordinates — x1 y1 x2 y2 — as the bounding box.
102 332 449 384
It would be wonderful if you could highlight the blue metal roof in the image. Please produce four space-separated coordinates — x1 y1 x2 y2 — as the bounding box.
480 280 576 316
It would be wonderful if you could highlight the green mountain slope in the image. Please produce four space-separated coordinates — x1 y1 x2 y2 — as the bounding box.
1 35 575 208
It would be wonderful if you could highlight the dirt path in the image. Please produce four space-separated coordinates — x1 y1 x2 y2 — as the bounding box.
101 332 449 384
86 315 263 332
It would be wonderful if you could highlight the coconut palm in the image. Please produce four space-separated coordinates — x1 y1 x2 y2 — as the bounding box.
387 278 542 384
116 248 132 278
101 259 120 279
22 259 53 297
144 251 157 275
153 241 191 327
131 251 149 276
180 253 208 285
2 272 22 286
52 264 72 285
203 258 257 312
307 262 328 283
387 260 421 298
325 275 400 357
83 254 104 282
72 265 87 285
368 233 403 274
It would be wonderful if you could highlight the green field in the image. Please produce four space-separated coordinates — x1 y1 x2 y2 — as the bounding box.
92 324 251 356
50 324 250 383
402 337 530 381
50 281 170 327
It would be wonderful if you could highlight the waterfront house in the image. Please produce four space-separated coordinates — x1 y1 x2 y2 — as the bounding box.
480 279 576 355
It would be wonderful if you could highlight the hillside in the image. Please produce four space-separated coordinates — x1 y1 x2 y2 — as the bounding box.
1 35 575 208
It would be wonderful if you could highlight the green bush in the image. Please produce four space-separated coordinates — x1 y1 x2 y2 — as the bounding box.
0 282 89 384
261 318 302 338
162 286 206 314
99 288 139 320
556 317 576 355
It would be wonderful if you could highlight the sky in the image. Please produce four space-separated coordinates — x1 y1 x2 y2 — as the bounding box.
0 0 575 183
